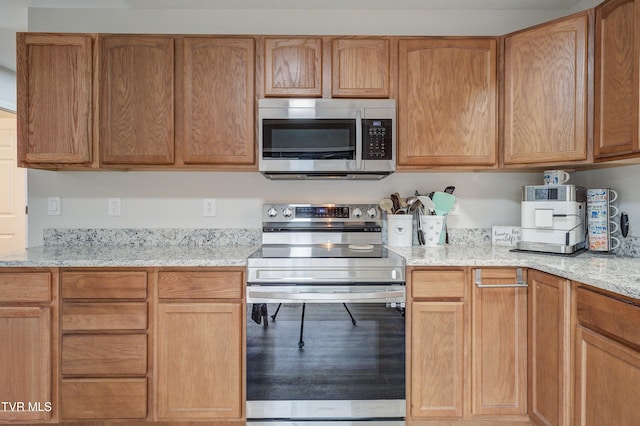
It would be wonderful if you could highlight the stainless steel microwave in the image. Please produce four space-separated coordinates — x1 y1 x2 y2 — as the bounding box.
258 98 396 180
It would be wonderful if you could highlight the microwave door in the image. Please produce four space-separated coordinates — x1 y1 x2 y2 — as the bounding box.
355 110 362 171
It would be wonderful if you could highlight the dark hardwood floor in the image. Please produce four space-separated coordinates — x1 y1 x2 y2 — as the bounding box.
246 303 406 401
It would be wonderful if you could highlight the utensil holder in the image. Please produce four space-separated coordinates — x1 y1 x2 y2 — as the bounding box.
387 214 413 247
421 215 446 247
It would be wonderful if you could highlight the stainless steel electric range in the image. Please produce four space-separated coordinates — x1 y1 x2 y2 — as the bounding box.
246 204 406 424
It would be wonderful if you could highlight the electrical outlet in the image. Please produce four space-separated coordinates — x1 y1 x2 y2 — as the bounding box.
48 197 61 216
449 200 460 216
108 198 121 216
203 198 217 217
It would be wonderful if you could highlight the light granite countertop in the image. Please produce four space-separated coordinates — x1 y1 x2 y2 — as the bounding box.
1 243 639 301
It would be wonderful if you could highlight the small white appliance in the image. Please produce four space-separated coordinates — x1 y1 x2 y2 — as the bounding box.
518 185 587 254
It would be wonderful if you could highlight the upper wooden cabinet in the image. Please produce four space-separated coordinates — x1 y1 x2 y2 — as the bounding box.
503 12 591 167
17 33 93 167
99 35 175 166
398 38 498 168
594 0 640 159
332 38 390 98
177 37 255 166
264 38 322 97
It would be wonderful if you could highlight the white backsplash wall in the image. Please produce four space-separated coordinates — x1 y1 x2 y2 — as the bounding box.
27 170 541 247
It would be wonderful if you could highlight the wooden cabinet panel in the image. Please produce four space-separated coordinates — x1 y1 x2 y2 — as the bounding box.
61 378 147 419
99 35 174 165
398 38 497 167
0 272 51 302
61 270 147 299
332 38 390 98
62 334 147 376
62 302 147 331
594 0 640 158
0 307 51 423
17 33 93 166
472 268 527 416
504 13 590 165
157 302 242 420
576 286 640 348
264 38 322 97
528 270 572 426
410 301 464 418
158 270 243 300
179 37 255 165
575 326 640 426
412 270 465 299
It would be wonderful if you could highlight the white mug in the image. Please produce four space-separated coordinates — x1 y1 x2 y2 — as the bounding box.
609 220 619 234
609 205 619 218
611 236 621 250
544 170 570 185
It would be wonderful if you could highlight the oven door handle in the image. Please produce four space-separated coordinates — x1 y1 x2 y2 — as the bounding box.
246 286 405 304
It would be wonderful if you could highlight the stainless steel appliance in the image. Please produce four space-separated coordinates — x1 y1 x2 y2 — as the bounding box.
258 99 396 180
246 203 406 422
517 185 587 254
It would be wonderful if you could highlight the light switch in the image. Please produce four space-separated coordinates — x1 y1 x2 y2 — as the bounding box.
48 197 61 216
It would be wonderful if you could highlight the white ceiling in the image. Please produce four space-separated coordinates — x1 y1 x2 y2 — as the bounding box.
0 0 585 72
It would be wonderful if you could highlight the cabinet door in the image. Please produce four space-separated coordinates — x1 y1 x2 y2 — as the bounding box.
178 37 255 165
264 38 322 97
398 38 497 167
0 307 51 423
594 0 640 158
575 326 640 426
504 13 589 165
410 301 464 419
472 268 527 416
528 270 571 426
99 35 174 165
157 303 242 420
17 33 93 166
332 38 390 98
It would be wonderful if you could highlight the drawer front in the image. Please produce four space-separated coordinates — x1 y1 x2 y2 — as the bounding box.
0 272 51 303
577 286 640 348
412 270 465 299
61 378 147 419
61 271 147 299
62 302 147 331
62 334 147 376
158 271 243 299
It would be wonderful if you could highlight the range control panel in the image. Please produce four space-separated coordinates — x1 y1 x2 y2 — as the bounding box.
363 119 393 160
263 204 381 222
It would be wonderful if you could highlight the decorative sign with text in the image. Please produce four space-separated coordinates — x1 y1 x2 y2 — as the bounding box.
492 226 521 246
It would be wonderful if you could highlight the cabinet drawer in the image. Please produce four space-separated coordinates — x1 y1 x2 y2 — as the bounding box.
61 378 147 419
0 272 51 303
577 287 640 348
61 271 147 299
412 270 465 299
62 334 147 376
62 302 147 331
158 271 243 299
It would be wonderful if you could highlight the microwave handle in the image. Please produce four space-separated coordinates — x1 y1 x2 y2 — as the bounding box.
355 110 363 170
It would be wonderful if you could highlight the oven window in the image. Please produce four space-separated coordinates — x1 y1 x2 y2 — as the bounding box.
262 119 356 160
246 302 405 401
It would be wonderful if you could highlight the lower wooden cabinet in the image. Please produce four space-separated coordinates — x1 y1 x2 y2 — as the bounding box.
575 286 640 425
0 271 56 423
408 269 466 420
528 270 572 426
155 269 244 421
471 268 528 418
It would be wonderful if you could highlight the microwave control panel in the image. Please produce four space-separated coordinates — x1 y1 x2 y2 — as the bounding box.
363 119 393 160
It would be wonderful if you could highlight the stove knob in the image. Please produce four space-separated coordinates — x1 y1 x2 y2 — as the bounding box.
282 207 293 218
367 208 378 218
353 208 363 218
267 207 278 218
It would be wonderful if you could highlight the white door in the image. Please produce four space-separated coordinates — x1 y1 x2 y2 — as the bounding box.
0 115 26 253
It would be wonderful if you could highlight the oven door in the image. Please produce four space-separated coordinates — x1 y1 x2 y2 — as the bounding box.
246 285 406 422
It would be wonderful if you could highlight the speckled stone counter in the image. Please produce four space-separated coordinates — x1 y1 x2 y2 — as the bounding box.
388 244 640 301
0 244 260 267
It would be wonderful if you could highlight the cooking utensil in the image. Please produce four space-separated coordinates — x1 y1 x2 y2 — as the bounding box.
408 199 424 245
443 187 455 242
444 186 455 194
432 192 456 244
379 198 394 214
390 193 401 213
417 195 435 215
